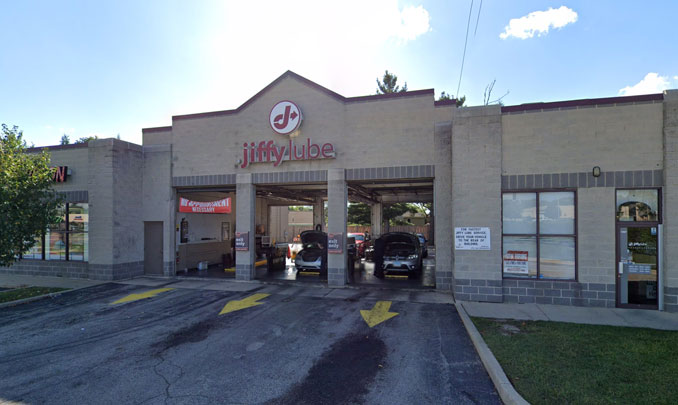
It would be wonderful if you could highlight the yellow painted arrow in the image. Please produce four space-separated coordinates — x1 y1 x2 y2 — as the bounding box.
219 293 270 315
360 301 399 328
111 288 174 305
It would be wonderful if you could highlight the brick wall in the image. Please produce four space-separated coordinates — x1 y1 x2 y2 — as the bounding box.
663 90 678 312
451 106 503 285
502 280 616 307
0 260 89 279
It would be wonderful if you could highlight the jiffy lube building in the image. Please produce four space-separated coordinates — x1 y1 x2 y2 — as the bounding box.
3 71 678 312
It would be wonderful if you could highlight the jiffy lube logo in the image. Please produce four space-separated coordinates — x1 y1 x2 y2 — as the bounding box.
269 100 302 135
238 100 335 168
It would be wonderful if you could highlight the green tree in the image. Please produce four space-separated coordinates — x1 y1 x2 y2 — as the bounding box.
60 134 70 145
0 124 62 266
376 70 408 94
74 135 98 144
384 202 416 225
288 206 312 212
438 91 466 107
347 203 371 225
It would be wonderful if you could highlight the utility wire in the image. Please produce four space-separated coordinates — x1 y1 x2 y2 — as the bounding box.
456 0 474 99
474 0 483 37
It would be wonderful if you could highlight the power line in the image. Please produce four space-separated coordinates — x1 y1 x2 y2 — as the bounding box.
474 0 483 37
456 0 474 99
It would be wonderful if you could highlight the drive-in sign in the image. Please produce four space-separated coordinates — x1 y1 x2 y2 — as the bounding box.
270 101 302 135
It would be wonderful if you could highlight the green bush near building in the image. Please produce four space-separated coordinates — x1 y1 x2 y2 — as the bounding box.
473 318 678 404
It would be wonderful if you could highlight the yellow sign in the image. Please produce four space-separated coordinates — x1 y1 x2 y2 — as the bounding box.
111 288 174 305
360 301 399 328
219 293 270 315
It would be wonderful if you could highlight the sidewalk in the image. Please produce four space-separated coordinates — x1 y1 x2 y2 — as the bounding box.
461 300 678 331
0 274 103 290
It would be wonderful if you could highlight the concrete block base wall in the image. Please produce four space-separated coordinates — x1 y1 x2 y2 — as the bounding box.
0 260 89 279
502 280 616 308
163 261 175 277
455 278 678 312
454 279 502 303
666 287 678 312
89 261 144 281
0 260 144 281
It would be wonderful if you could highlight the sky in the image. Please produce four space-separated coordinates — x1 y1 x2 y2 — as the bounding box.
2 0 677 147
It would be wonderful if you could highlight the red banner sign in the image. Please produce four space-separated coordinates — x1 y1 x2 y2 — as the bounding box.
179 197 231 214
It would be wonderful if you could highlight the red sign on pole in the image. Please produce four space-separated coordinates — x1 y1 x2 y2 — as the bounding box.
179 197 231 214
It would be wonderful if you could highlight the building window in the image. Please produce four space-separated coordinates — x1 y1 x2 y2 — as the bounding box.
23 203 88 262
616 189 659 222
502 191 576 280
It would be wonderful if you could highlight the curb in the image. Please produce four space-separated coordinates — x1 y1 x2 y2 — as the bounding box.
0 284 99 309
455 302 530 405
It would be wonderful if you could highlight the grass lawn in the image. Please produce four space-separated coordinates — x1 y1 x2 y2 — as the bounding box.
0 287 69 304
473 318 678 405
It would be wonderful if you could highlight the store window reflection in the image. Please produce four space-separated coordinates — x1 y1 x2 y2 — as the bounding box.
23 202 88 262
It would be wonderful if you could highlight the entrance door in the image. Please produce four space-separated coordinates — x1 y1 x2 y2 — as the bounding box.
616 225 658 308
144 221 164 275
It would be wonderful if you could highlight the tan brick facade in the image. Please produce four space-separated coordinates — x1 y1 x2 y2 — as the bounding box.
3 72 676 312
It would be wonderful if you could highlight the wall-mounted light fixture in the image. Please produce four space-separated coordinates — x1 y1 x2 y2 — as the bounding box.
592 166 601 177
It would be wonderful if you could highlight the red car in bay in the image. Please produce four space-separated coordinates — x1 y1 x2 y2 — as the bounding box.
348 232 368 258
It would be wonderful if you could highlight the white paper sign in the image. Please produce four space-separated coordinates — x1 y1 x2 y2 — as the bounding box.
455 227 491 250
503 251 529 274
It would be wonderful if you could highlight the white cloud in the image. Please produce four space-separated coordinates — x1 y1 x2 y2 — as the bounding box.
619 73 672 96
674 76 678 80
500 6 578 39
396 5 432 41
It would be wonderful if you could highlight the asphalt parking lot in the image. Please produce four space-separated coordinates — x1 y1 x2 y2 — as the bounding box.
0 281 499 404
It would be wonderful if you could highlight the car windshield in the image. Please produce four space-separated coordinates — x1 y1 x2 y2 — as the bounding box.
303 242 324 250
348 234 364 241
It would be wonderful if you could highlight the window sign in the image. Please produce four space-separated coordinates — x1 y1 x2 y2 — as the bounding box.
328 233 343 254
234 232 248 251
454 227 491 250
628 263 652 274
503 250 529 274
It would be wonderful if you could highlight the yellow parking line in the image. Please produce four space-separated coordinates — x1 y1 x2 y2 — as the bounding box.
224 267 235 272
255 259 267 267
298 271 320 276
385 275 408 279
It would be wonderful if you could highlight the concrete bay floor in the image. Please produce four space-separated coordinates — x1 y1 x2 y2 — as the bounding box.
0 280 499 405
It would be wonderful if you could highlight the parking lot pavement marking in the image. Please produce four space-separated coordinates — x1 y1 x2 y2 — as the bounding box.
360 300 399 328
219 293 270 315
110 288 174 305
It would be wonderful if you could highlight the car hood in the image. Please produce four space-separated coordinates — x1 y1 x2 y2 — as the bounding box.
300 231 327 245
381 233 418 245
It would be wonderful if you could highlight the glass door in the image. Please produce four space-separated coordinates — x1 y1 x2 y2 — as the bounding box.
617 225 658 308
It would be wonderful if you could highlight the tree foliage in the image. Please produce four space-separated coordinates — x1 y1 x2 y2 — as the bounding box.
60 134 70 145
0 125 62 266
348 202 428 226
288 205 312 212
376 70 408 94
385 203 416 225
438 91 466 107
74 135 98 144
348 203 371 225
